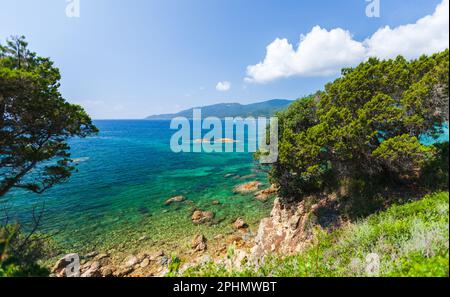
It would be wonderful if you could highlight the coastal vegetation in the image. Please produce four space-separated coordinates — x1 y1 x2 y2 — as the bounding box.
183 192 449 277
272 50 449 203
0 36 97 276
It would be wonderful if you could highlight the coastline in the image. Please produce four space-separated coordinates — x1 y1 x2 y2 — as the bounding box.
48 176 277 277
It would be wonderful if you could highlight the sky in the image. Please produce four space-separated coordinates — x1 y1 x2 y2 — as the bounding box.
0 0 448 119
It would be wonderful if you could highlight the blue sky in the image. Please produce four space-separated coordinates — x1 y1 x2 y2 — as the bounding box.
0 0 447 119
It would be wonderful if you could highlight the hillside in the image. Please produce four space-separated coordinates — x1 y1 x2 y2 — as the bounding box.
145 99 293 119
183 192 450 277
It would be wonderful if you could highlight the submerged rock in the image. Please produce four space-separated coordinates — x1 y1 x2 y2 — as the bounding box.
191 210 215 224
212 200 221 205
233 181 262 194
254 185 278 202
164 195 186 205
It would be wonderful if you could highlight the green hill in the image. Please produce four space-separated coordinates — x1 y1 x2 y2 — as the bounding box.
145 99 293 119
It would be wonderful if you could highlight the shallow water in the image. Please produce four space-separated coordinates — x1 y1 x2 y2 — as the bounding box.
1 120 273 255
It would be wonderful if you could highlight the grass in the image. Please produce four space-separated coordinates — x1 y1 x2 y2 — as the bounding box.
182 192 449 277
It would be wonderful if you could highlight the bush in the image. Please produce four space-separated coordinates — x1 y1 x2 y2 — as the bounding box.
0 225 51 277
183 192 449 277
272 51 449 202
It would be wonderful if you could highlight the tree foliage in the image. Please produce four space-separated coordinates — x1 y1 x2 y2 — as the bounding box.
273 50 449 201
0 36 98 197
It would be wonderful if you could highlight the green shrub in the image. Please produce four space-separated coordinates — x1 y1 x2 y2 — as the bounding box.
183 192 449 277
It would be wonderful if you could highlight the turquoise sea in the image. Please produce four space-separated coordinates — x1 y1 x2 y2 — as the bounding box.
1 121 448 258
1 120 274 256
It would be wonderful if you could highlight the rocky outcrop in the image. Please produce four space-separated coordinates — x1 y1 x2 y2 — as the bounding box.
251 198 312 259
191 234 207 252
251 196 342 260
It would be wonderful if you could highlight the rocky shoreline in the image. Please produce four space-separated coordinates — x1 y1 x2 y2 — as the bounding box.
51 181 279 277
51 183 345 277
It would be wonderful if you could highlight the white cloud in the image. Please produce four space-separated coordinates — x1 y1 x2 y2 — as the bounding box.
216 81 231 91
365 0 449 59
246 0 449 83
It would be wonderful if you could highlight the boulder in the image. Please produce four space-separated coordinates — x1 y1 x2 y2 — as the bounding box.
233 217 248 229
191 210 215 224
100 266 115 277
114 267 133 277
164 195 186 206
140 258 150 268
149 250 165 261
85 251 98 259
191 234 207 252
123 255 139 268
254 185 277 202
80 261 102 277
233 181 261 194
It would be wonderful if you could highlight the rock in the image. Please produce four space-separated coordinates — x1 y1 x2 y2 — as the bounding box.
123 255 139 268
136 252 149 262
191 234 207 252
191 210 215 224
93 253 109 261
233 181 261 194
240 174 257 180
140 258 150 268
138 235 148 241
212 200 221 205
164 195 185 205
214 234 224 240
114 267 133 277
251 198 312 259
101 266 114 277
80 261 101 277
85 251 98 259
149 250 165 261
233 217 248 229
254 185 278 202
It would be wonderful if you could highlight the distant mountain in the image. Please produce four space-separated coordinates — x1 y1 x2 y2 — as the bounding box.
145 99 293 119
